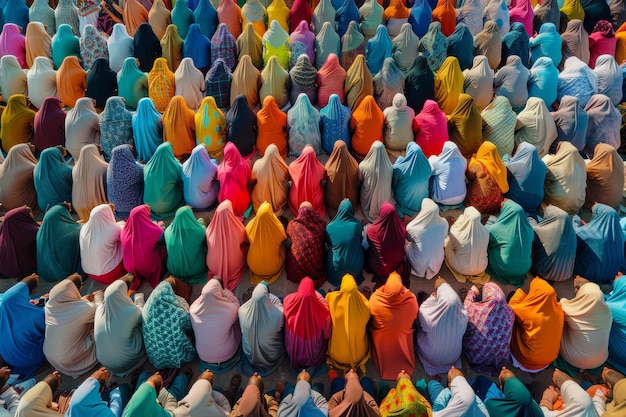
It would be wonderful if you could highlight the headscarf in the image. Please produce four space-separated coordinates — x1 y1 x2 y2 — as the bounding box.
585 143 624 211
160 25 183 72
493 55 530 112
431 0 455 36
148 0 171 39
285 205 328 286
33 148 72 214
501 23 530 68
605 278 626 379
206 200 249 289
162 95 196 159
486 199 534 286
79 24 109 72
483 0 509 34
210 24 238 71
404 56 435 113
106 145 144 220
86 58 118 109
344 55 375 110
336 0 359 37
181 144 219 209
287 95 322 156
505 142 546 213
589 20 616 68
55 0 80 34
288 145 326 215
593 54 622 105
543 141 587 214
238 23 264 68
256 95 288 157
320 94 351 154
242 0 267 36
224 96 256 158
455 0 482 36
123 0 148 36
117 57 148 109
289 54 318 105
190 278 241 365
263 20 290 69
251 144 289 215
312 0 336 35
99 97 133 161
529 23 562 68
447 93 483 158
183 24 211 69
434 56 464 114
33 99 65 153
205 59 233 111
172 59 204 111
230 54 262 110
561 0 585 22
463 55 493 109
413 99 448 157
359 141 394 222
531 204 576 282
26 56 57 110
326 274 371 372
373 57 405 111
278 380 328 417
0 94 35 153
379 376 431 417
217 142 251 217
0 55 28 100
446 23 474 71
51 24 80 69
534 0 560 34
260 55 289 108
481 96 517 158
315 22 341 69
291 20 315 66
557 56 596 107
473 21 501 70
143 142 184 221
391 142 431 217
25 22 52 69
193 0 218 38
509 0 534 36
0 144 38 217
108 23 134 72
245 202 287 284
363 25 392 76
341 21 364 69
408 0 431 38
164 206 208 284
359 0 383 39
583 94 621 155
317 53 346 107
36 205 81 283
148 57 175 113
171 0 194 38
405 198 448 278
0 23 27 68
133 23 162 72
72 145 108 221
0 206 39 279
551 95 588 152
131 98 162 161
64 97 100 161
561 20 589 65
325 200 364 286
291 0 312 33
444 205 489 282
515 96 558 157
267 0 290 32
79 204 123 278
418 21 448 72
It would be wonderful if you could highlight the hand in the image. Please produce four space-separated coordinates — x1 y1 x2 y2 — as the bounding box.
0 366 11 387
199 370 214 384
91 367 109 388
447 367 463 385
397 370 410 381
552 369 572 389
146 372 163 393
275 380 285 396
542 386 559 403
83 293 95 303
498 367 515 388
434 277 447 291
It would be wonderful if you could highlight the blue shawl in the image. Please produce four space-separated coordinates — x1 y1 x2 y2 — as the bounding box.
392 142 432 217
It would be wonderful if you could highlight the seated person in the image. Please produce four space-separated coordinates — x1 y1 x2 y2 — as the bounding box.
472 367 543 417
0 366 36 417
419 368 488 417
172 370 232 416
230 373 279 417
539 369 606 416
66 367 127 417
328 369 380 417
601 367 626 417
606 274 626 374
122 372 188 417
379 370 432 417
277 370 328 417
286 202 328 287
43 274 99 378
14 371 62 417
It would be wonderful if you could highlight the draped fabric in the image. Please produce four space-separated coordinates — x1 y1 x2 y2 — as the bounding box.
172 0 194 39
382 91 413 153
242 0 267 36
184 24 212 69
86 58 118 110
260 56 290 109
256 96 288 157
585 143 624 211
0 56 28 101
106 145 144 220
194 0 218 38
336 0 359 37
263 20 290 69
205 59 233 111
359 141 395 222
359 0 383 39
529 23 561 66
434 56 464 114
288 145 326 215
446 23 474 71
100 97 133 161
315 22 341 69
589 20 616 68
162 96 196 160
25 22 52 69
0 143 38 212
494 56 530 112
481 96 516 158
483 377 543 417
501 23 530 68
573 203 624 283
291 20 316 65
341 21 365 69
195 95 227 158
447 93 483 158
320 95 351 154
392 142 431 217
463 55 494 110
289 55 318 105
593 54 622 105
509 0 534 35
238 24 264 68
312 0 336 35
230 55 262 112
148 58 175 113
134 23 162 72
561 19 590 65
391 23 419 71
246 202 287 284
473 21 502 69
350 95 383 158
108 23 134 72
211 23 238 71
0 23 27 68
325 199 364 286
543 141 587 214
287 94 322 156
143 142 185 221
267 0 290 32
606 278 626 375
165 206 208 284
206 200 248 290
444 206 489 283
217 142 251 218
344 55 374 111
238 283 285 376
0 94 35 153
121 205 166 290
325 274 371 373
418 21 448 72
251 144 290 216
406 198 448 278
278 380 328 417
317 54 346 107
123 0 149 36
72 145 108 221
515 96 558 157
557 56 597 107
531 205 576 282
122 383 171 417
118 57 149 110
147 0 171 40
528 57 558 108
174 58 205 111
181 145 218 209
414 100 448 158
551 95 588 151
160 25 184 72
505 142 547 214
428 141 467 205
80 24 109 72
55 0 80 34
379 376 431 417
132 98 162 161
328 374 380 417
26 57 57 111
33 98 65 152
365 25 392 75
52 25 80 70
456 0 482 36
584 94 621 155
483 0 510 34
486 199 534 287
36 204 81 283
431 0 455 36
286 205 328 287
64 97 100 161
0 207 39 279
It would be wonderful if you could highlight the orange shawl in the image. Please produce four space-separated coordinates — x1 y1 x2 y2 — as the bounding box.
256 95 288 157
56 56 87 108
350 95 384 158
162 96 196 160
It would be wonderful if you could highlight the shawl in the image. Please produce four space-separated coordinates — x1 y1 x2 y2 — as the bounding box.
217 142 251 217
551 95 588 152
251 144 290 215
238 24 264 69
463 283 515 374
15 381 61 417
230 54 261 110
260 55 289 109
79 204 123 278
315 22 341 69
350 95 383 158
585 143 623 211
120 205 165 289
0 55 28 101
184 24 212 68
359 141 394 222
328 374 380 417
286 205 328 286
0 94 35 155
43 279 97 377
529 23 561 67
33 147 72 213
226 94 257 159
106 145 144 219
194 96 227 158
463 55 493 109
205 59 233 110
174 57 205 110
473 21 502 70
561 0 585 21
55 0 79 34
266 0 290 32
408 0 431 37
165 207 208 284
34 98 65 152
133 23 162 72
428 141 467 205
405 197 448 278
245 202 287 285
181 144 219 209
94 281 144 377
0 206 39 278
80 24 109 71
336 0 359 37
359 0 383 39
162 96 196 160
121 383 171 417
557 56 596 107
238 283 285 376
211 23 238 70
320 95 351 154
414 99 448 157
431 0 456 36
99 97 134 161
593 54 622 105
282 277 331 369
584 93 621 154
143 142 185 221
601 379 626 417
26 56 57 110
369 274 419 380
194 0 219 38
132 97 162 161
36 205 80 283
263 20 290 69
289 54 318 105
51 24 80 69
291 0 313 33
365 25 392 76
617 21 626 64
418 21 448 72
561 20 589 65
515 96 558 157
416 282 468 375
481 96 517 158
446 23 474 71
242 0 267 36
589 20 616 68
71 145 108 221
142 280 195 369
0 282 45 375
447 93 483 158
382 91 414 152
117 57 148 110
0 23 27 68
325 200 364 286
25 22 52 69
543 141 587 214
64 97 100 161
341 21 364 68
506 141 546 209
391 141 431 216
317 53 346 107
326 274 371 372
171 0 194 38
278 380 328 417
404 56 435 113
160 25 184 72
287 95 322 156
494 55 530 112
373 57 405 111
85 58 118 110
486 199 534 286
291 20 316 65
501 23 530 68
312 0 336 35
379 376 431 417
392 23 419 71
190 279 242 364
288 145 326 215
123 0 148 36
534 0 560 34
606 278 626 378
108 23 134 72
148 57 175 113
455 0 482 36
483 0 509 34
148 0 171 39
434 56 464 114
206 200 248 289
256 96 288 156
343 55 374 114
444 205 489 282
509 0 534 36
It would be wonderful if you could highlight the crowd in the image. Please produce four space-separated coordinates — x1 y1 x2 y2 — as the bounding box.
2 0 626 414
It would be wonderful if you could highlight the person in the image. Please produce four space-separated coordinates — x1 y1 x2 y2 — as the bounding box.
108 24 135 73
206 200 249 290
543 142 587 215
374 58 405 113
405 198 448 279
463 56 494 110
132 98 162 161
106 145 144 220
465 141 508 213
14 371 62 417
72 144 109 221
181 145 219 210
589 20 616 68
165 206 208 284
573 203 624 283
246 202 287 285
505 143 547 214
162 96 196 160
550 95 588 152
419 21 449 73
392 142 431 218
341 21 365 70
26 57 57 111
0 143 38 213
529 23 562 66
190 278 242 373
64 97 99 161
289 55 317 105
142 278 196 370
25 22 52 69
324 140 359 217
33 97 66 153
515 97 558 158
0 23 27 68
260 56 290 109
226 94 257 158
85 58 118 111
37 204 82 283
379 370 431 417
277 370 328 417
344 55 374 111
230 55 262 111
463 283 514 374
250 145 289 215
473 20 501 69
325 200 365 287
230 374 279 417
0 276 46 376
290 20 314 63
286 202 327 287
493 56 530 112
557 57 597 108
584 143 624 212
79 204 126 285
413 100 448 158
509 277 564 372
196 96 227 158
256 96 288 157
475 367 543 417
593 54 622 105
539 369 606 416
287 94 322 157
606 276 626 374
172 370 232 416
428 142 467 207
94 277 146 377
560 20 589 65
174 58 205 111
0 206 39 280
0 56 28 103
350 95 383 160
218 142 251 219
447 94 483 159
143 142 184 221
444 206 489 283
283 277 332 372
43 275 99 378
369 272 418 380
584 94 621 155
601 367 626 417
327 369 380 417
65 367 126 417
239 282 285 377
317 54 346 107
0 365 33 417
434 56 464 115
486 199 534 287
416 278 468 376
423 368 488 416
118 58 149 110
359 141 395 223
121 372 180 417
0 95 35 153
288 146 326 216
315 22 341 70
